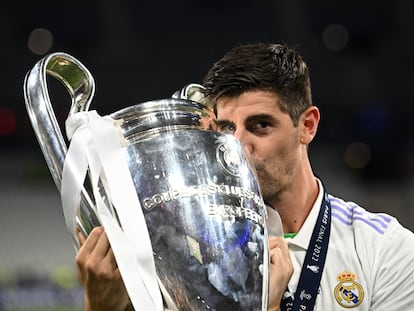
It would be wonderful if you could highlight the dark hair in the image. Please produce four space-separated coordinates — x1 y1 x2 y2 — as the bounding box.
202 43 313 125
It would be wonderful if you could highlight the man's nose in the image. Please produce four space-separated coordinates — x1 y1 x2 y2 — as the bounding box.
233 128 253 154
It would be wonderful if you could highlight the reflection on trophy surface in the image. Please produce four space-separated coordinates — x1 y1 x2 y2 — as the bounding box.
23 53 269 310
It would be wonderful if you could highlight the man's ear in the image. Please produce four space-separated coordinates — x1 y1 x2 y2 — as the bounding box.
300 106 320 144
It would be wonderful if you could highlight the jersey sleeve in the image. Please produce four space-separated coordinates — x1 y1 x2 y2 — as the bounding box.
369 221 414 310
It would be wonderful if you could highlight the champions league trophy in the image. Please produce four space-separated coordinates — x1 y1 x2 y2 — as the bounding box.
23 52 270 310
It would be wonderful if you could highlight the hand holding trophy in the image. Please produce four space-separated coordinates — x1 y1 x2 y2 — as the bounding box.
23 53 269 310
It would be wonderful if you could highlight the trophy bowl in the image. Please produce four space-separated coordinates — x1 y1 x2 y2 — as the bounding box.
23 52 269 310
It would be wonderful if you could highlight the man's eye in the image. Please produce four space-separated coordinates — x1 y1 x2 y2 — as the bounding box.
218 124 235 134
251 121 270 130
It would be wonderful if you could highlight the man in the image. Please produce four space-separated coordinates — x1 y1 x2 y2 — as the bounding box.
76 43 414 310
201 43 414 310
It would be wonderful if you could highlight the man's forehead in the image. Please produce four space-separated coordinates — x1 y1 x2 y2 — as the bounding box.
216 99 282 121
216 91 280 109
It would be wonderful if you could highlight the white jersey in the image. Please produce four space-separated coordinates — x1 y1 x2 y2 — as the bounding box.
270 179 414 310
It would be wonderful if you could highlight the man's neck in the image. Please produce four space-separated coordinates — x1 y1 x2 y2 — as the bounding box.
268 175 319 234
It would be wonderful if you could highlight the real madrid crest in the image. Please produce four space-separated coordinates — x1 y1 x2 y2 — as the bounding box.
334 271 364 308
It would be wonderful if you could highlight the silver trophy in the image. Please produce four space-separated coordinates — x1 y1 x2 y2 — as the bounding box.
23 52 269 310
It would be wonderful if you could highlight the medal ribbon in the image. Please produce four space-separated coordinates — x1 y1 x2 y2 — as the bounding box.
281 190 331 311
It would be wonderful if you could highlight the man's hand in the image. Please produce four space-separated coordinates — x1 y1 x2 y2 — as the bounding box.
268 236 293 310
76 227 131 311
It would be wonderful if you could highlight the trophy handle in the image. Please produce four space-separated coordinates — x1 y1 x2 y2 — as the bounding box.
24 52 100 238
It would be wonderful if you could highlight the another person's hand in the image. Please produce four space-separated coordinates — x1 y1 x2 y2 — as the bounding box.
76 227 132 311
268 236 293 311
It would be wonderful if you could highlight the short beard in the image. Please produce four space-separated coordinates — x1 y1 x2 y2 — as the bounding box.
255 162 295 206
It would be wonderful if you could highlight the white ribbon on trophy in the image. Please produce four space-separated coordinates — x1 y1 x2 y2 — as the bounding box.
61 110 163 310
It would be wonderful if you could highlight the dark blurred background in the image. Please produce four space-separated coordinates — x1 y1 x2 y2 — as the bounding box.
1 1 413 310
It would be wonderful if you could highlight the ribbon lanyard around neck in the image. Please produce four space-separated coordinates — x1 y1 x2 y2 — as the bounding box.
281 191 331 311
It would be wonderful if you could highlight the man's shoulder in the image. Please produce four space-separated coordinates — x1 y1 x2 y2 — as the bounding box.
328 194 398 237
327 193 414 265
